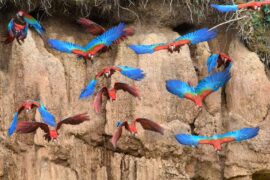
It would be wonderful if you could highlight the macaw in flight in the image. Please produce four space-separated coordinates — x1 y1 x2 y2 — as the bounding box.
79 66 145 99
47 23 126 62
77 18 134 42
8 100 56 136
3 18 28 45
15 113 89 141
175 127 259 151
93 82 140 113
166 67 231 107
128 28 217 54
111 118 164 149
211 1 270 13
207 53 232 74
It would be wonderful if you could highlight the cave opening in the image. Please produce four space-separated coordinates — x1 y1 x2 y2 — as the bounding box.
172 22 196 35
252 170 270 180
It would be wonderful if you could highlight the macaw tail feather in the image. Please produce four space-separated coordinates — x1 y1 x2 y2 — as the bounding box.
175 134 200 146
38 105 56 127
118 66 145 81
207 54 219 73
234 127 260 142
47 39 85 53
8 112 19 136
211 4 238 13
128 44 155 54
166 80 195 98
80 79 98 99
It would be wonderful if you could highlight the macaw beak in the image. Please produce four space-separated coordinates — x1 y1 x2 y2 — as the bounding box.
105 73 109 78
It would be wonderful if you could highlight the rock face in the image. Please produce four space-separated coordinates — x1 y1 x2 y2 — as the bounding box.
0 16 269 180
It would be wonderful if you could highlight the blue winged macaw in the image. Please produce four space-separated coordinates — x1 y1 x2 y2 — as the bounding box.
175 127 259 151
47 23 126 62
166 68 231 107
211 1 270 13
3 18 28 45
16 11 45 37
128 28 217 54
80 66 145 99
16 113 89 141
111 118 164 149
207 53 232 74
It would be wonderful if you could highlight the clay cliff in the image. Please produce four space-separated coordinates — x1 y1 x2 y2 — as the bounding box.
0 1 270 180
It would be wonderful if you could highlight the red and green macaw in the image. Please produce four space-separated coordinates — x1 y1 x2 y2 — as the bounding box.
111 118 164 149
16 11 45 37
15 113 89 141
47 23 126 62
166 68 231 107
79 66 145 99
175 127 259 151
93 82 140 113
211 1 270 13
207 53 232 74
128 28 217 54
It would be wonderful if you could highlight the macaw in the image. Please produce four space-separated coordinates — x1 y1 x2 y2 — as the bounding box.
7 100 56 136
111 118 164 149
3 18 28 45
211 1 270 13
207 53 233 74
166 68 231 107
16 11 45 37
16 113 89 141
93 82 140 113
175 127 259 151
128 28 217 54
77 18 134 42
47 23 126 62
79 66 145 99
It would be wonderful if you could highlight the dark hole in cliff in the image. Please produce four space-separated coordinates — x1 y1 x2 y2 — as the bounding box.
172 22 196 35
252 170 270 180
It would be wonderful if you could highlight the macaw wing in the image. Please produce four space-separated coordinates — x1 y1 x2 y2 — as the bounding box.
128 43 167 54
7 19 15 37
93 87 109 113
80 79 98 99
175 134 207 146
111 121 127 149
211 4 239 12
123 27 135 36
8 112 19 136
114 82 140 98
219 127 259 142
166 80 196 98
207 54 219 73
135 118 164 134
85 23 125 51
22 12 45 36
16 121 49 134
117 66 145 81
175 28 217 45
38 104 56 127
48 39 85 54
57 113 89 130
77 18 105 35
195 70 231 100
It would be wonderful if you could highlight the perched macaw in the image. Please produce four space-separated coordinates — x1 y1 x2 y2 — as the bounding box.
94 82 140 113
166 68 231 107
207 53 232 73
47 23 126 62
80 66 145 99
3 18 28 45
16 11 45 36
77 18 134 42
111 118 164 149
211 1 270 13
128 28 217 54
175 127 259 151
16 113 89 141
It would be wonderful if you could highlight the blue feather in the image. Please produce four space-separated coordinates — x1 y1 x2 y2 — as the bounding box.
175 134 203 146
221 127 259 142
207 54 219 73
7 19 14 33
166 80 196 98
48 39 85 53
8 112 19 136
128 43 165 54
23 17 45 35
80 79 98 99
175 28 217 45
38 104 56 127
116 121 123 127
211 4 239 13
117 66 145 81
